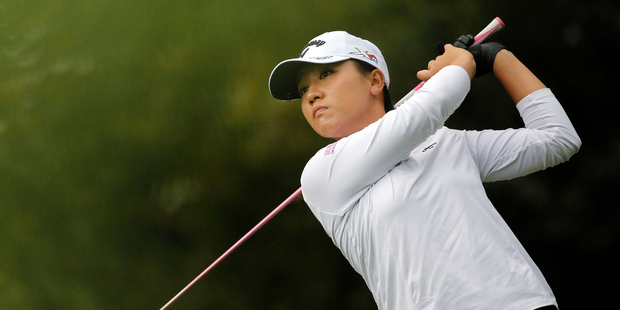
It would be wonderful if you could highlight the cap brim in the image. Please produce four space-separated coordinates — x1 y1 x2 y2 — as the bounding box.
268 56 349 101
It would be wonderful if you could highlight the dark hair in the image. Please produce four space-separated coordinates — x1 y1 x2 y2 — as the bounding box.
352 59 394 112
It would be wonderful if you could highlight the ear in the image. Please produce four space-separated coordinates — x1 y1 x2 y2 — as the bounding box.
369 69 385 95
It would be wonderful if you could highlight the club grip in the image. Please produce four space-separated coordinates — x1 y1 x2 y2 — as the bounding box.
394 17 505 108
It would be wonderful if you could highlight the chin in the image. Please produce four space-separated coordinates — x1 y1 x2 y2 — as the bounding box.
314 122 349 140
320 131 346 140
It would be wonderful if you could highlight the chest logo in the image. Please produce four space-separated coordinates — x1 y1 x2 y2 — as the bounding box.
324 142 337 156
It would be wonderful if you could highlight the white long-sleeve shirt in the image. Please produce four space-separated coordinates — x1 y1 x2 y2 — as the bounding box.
300 66 581 310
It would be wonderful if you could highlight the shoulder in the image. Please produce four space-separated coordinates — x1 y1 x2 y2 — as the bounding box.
300 141 338 197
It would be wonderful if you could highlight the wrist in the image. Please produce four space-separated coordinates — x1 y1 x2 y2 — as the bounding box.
454 53 476 80
492 49 514 75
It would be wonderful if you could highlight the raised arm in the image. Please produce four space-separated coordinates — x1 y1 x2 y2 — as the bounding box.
302 64 472 215
460 44 581 182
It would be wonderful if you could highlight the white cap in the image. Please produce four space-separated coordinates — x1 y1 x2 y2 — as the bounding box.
269 31 390 101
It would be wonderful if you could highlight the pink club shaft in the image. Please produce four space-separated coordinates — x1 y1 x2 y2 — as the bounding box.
160 187 303 310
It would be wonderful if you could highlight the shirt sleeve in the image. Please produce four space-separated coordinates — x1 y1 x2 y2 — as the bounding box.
301 65 471 216
462 88 582 182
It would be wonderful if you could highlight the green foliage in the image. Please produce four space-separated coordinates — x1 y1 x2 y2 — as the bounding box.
0 0 617 309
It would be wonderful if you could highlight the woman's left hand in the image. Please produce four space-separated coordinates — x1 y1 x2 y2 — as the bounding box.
417 44 476 81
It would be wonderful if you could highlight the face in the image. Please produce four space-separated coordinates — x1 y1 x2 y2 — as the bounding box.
297 60 385 140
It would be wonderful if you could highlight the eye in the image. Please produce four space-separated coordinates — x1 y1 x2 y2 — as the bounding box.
299 86 309 96
320 69 333 79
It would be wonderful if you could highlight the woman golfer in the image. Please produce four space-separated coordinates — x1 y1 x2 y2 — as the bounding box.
268 31 580 310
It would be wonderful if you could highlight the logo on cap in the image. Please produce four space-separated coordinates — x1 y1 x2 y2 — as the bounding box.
350 47 378 63
299 39 326 58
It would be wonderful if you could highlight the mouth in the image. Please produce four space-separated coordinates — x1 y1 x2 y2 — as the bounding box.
313 107 327 118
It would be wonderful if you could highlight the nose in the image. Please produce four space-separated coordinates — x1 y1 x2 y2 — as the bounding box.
305 84 322 105
309 95 320 105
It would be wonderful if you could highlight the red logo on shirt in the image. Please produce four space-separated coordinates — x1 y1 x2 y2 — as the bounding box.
324 142 336 156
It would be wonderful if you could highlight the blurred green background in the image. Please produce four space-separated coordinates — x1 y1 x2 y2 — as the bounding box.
0 0 617 309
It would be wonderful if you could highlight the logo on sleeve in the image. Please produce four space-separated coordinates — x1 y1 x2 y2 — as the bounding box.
422 142 437 152
324 142 337 156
